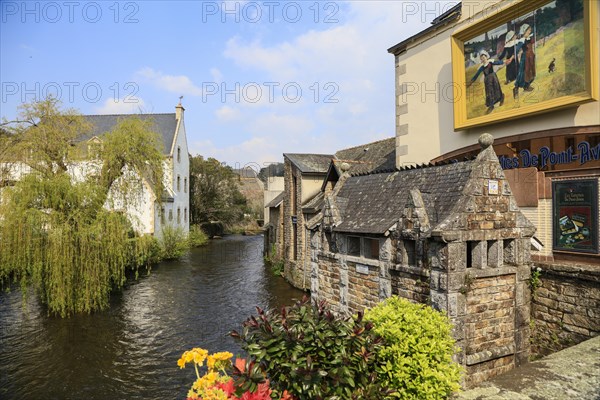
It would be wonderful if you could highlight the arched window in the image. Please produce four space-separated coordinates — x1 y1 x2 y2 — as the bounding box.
177 146 181 163
184 208 187 222
184 178 187 193
177 175 181 191
177 208 181 224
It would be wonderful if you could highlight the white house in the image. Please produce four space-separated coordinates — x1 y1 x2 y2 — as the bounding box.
0 102 190 236
81 103 190 235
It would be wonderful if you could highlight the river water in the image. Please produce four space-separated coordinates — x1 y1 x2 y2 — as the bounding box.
0 235 304 400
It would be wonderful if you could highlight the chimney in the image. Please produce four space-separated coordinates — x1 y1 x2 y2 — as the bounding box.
176 99 185 121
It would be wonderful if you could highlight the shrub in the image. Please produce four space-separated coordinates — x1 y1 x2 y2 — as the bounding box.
188 225 209 248
364 297 461 399
231 297 387 400
159 225 189 260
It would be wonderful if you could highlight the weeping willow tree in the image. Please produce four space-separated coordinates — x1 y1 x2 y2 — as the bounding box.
0 98 164 317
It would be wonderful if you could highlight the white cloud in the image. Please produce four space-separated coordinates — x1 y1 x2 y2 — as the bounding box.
136 67 203 96
215 105 240 121
94 97 146 114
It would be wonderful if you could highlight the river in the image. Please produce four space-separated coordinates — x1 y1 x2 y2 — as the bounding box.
0 235 304 400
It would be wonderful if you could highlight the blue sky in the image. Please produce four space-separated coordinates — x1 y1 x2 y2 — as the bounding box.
1 1 458 169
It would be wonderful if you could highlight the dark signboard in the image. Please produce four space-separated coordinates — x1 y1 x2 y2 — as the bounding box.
553 179 598 253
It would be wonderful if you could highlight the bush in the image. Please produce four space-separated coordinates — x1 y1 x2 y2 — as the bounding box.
364 297 461 399
159 225 189 260
231 297 387 399
188 225 209 248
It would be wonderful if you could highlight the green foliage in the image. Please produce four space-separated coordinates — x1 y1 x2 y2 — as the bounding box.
188 224 209 248
529 266 542 295
231 297 387 400
364 297 462 399
189 155 249 226
264 244 284 277
159 225 189 260
0 98 166 316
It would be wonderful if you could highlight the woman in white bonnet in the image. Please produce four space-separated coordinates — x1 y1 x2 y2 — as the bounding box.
513 22 536 98
467 49 505 114
497 30 517 84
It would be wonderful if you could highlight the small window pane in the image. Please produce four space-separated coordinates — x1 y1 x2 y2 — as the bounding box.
348 236 360 256
364 238 380 260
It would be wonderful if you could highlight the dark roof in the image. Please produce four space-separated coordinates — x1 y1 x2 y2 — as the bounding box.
284 153 333 174
265 191 284 208
388 2 462 55
303 191 325 214
334 160 473 234
79 114 178 155
335 137 396 174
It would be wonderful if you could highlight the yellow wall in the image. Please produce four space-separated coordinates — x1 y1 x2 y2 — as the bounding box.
394 0 600 166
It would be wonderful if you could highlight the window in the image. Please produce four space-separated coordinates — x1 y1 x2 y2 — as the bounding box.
466 241 475 268
363 238 380 259
184 208 187 223
177 208 181 224
347 236 361 257
168 210 173 221
161 207 165 224
401 240 417 266
177 146 181 163
184 178 187 193
177 175 181 191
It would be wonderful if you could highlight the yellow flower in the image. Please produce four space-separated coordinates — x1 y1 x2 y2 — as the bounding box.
207 351 233 371
178 348 209 369
187 389 199 399
201 387 228 400
192 371 219 392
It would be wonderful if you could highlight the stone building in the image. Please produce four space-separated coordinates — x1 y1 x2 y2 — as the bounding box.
388 0 599 356
281 138 397 290
309 135 536 387
283 153 333 289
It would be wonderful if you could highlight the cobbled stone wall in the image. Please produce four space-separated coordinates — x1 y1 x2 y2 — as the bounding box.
531 263 600 358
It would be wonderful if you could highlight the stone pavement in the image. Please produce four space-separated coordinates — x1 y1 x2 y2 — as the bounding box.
455 336 600 400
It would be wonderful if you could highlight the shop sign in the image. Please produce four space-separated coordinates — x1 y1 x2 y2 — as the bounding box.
499 141 600 170
553 180 598 253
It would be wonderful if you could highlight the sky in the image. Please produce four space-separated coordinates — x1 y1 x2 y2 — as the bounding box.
1 0 458 170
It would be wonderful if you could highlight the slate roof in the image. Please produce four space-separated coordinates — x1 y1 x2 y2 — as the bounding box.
284 153 333 174
303 191 325 214
79 114 178 155
333 160 473 234
335 137 396 173
265 191 284 208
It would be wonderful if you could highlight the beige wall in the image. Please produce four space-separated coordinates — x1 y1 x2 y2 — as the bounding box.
301 176 325 204
394 0 600 166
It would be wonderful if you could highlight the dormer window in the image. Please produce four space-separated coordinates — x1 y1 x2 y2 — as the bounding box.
177 146 181 163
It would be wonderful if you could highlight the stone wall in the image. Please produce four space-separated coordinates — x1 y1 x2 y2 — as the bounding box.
283 159 309 289
464 274 517 387
531 262 600 357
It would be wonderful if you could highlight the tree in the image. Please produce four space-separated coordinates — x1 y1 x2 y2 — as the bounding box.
189 155 248 226
0 98 164 316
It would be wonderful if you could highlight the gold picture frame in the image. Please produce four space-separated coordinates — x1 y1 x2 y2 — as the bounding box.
451 0 598 130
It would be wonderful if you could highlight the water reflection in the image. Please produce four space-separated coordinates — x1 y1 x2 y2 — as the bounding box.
0 235 304 400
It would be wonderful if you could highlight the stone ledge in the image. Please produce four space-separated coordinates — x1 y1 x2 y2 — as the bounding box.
535 262 600 283
466 344 515 366
390 263 429 277
468 267 517 279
